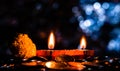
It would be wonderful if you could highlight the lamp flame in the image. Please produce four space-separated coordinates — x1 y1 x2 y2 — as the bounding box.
48 32 55 49
80 36 87 49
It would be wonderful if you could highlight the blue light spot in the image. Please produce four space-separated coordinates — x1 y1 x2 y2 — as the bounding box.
84 29 92 34
77 16 84 21
52 2 59 9
111 17 120 24
79 20 87 30
72 6 81 17
85 5 93 15
95 8 105 15
102 2 110 9
92 25 100 31
84 19 93 27
109 59 113 63
75 2 120 37
93 2 101 10
105 56 109 58
108 40 116 51
97 21 104 27
72 6 79 14
110 28 120 38
79 0 97 4
114 4 120 12
108 3 116 10
98 15 106 22
79 19 94 34
35 3 42 10
91 34 99 40
108 39 120 52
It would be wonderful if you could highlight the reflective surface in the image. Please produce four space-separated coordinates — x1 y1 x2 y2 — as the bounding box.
0 55 120 71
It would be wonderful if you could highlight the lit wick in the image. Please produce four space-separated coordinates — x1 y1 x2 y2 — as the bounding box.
48 32 55 59
80 35 87 58
48 32 55 50
80 36 87 50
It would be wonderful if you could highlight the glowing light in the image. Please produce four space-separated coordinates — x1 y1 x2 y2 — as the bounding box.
84 4 93 15
108 39 120 51
45 61 56 68
79 19 94 30
102 2 110 9
114 4 120 12
35 3 42 10
48 32 55 49
75 2 120 37
79 21 86 30
107 40 116 51
72 6 80 17
77 16 84 22
80 36 87 49
72 6 79 13
98 15 106 22
109 59 113 63
96 8 105 15
111 28 120 38
82 19 94 28
93 2 101 10
84 20 92 27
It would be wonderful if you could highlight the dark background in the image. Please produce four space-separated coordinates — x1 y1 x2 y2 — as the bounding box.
0 0 120 57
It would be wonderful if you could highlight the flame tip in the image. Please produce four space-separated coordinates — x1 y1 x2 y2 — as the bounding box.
80 35 87 49
48 32 55 49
